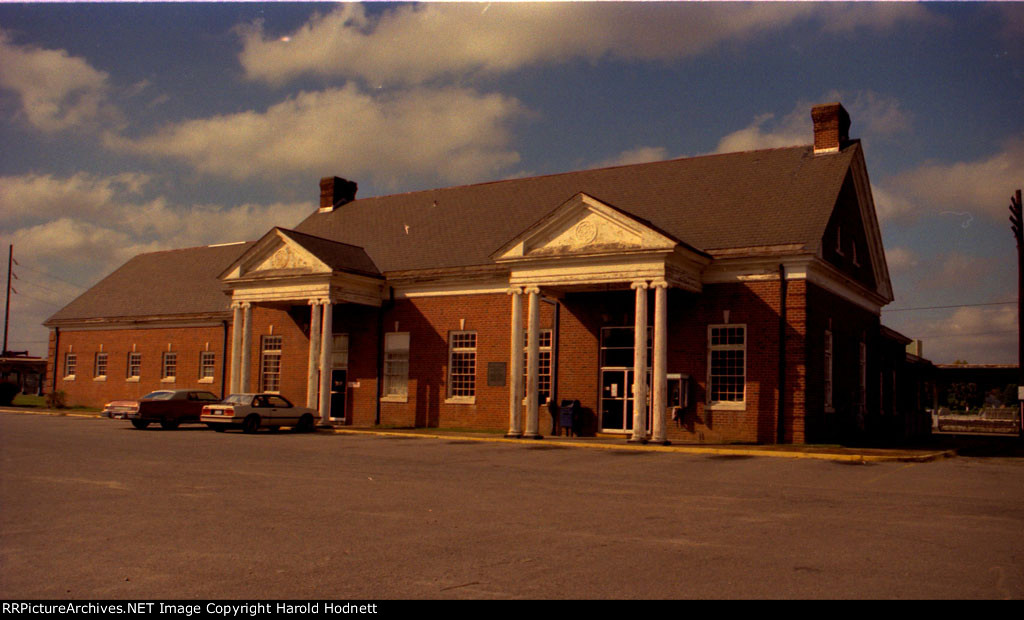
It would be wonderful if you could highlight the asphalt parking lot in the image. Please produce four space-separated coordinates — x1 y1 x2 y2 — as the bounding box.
1 412 1022 599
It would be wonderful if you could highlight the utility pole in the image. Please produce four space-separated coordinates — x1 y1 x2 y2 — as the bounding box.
3 245 11 356
1009 190 1023 436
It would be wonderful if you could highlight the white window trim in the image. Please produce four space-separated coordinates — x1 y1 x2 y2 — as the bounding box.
261 335 283 394
198 351 216 383
521 329 553 405
126 352 141 382
63 353 77 381
381 332 410 403
93 352 107 382
707 324 746 410
161 351 177 383
445 330 477 404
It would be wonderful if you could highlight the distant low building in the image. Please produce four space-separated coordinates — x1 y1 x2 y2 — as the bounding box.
0 354 47 396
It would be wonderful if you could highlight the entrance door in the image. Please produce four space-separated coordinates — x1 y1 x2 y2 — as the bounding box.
599 369 652 433
330 369 346 422
601 369 631 432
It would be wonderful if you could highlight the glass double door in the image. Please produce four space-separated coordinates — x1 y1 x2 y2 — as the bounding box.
600 368 651 433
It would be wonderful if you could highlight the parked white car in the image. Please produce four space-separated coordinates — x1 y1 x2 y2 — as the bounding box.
201 393 317 433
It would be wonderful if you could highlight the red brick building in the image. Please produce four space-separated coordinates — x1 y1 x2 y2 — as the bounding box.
45 103 918 444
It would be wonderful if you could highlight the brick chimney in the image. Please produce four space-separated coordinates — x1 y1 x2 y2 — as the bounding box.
319 176 358 212
811 103 851 154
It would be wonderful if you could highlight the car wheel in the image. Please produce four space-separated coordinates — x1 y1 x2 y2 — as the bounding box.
295 414 315 433
160 419 180 430
242 415 260 434
130 420 149 430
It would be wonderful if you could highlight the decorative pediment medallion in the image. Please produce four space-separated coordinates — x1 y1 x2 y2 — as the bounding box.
251 243 312 273
492 193 678 262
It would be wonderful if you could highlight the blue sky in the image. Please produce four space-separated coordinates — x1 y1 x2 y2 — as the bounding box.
1 2 1022 364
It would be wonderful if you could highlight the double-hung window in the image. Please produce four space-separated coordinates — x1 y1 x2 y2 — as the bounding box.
162 352 177 382
127 352 141 380
199 351 216 382
94 352 107 380
708 325 746 407
63 353 77 380
824 330 833 411
383 333 410 401
447 331 477 401
523 329 552 402
261 336 282 393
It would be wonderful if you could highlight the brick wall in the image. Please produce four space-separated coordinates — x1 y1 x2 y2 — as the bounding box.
804 281 882 442
48 323 230 408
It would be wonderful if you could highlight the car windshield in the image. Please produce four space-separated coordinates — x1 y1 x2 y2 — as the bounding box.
142 391 175 400
223 394 253 405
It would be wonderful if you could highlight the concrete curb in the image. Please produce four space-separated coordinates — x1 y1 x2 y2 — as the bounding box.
0 408 955 463
328 428 956 463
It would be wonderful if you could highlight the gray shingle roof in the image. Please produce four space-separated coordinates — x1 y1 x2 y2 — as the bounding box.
277 228 380 277
47 142 858 322
294 143 857 272
45 242 254 324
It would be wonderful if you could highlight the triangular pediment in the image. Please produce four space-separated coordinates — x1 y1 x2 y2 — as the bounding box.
817 154 893 303
492 193 679 262
219 228 332 281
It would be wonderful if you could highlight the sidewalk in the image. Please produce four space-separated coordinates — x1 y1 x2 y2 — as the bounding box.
0 405 985 462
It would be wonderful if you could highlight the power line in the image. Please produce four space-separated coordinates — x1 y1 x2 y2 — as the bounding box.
13 263 87 291
911 329 1017 339
883 301 1016 313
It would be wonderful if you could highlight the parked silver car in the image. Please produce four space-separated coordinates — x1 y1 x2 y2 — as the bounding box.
200 393 317 433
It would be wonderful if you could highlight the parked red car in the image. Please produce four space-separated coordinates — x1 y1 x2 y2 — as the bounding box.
103 389 222 430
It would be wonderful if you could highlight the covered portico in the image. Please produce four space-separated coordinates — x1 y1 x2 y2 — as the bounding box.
491 193 709 442
219 228 385 424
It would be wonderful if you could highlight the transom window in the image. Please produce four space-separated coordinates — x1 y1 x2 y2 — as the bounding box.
708 325 746 404
261 335 282 393
448 331 477 399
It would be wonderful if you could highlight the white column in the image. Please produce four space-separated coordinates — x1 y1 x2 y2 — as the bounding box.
630 281 649 443
307 300 322 408
524 286 542 438
229 302 243 394
239 302 252 393
506 287 524 438
651 281 670 445
318 300 333 425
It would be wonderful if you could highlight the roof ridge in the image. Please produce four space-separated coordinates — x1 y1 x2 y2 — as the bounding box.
345 144 814 205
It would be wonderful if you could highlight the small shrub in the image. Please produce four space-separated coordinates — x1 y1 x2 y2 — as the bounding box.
44 390 67 409
0 382 19 406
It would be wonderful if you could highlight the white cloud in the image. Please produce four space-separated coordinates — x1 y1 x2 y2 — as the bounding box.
104 84 526 188
0 29 116 132
238 4 936 86
904 305 1018 365
0 171 313 356
884 247 919 273
594 146 670 169
714 92 912 154
237 3 829 86
880 137 1024 222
